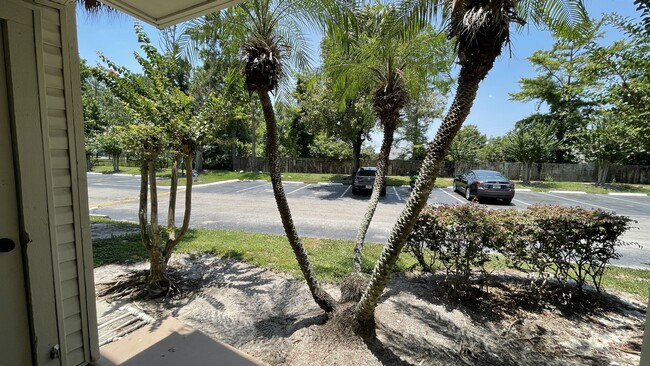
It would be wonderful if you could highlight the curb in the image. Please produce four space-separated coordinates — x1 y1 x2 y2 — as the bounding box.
608 192 648 197
317 182 343 186
89 213 110 219
282 181 305 184
241 179 268 182
548 190 587 194
515 189 532 192
192 179 240 188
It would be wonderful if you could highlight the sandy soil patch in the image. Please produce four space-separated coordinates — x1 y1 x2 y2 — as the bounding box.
94 252 645 366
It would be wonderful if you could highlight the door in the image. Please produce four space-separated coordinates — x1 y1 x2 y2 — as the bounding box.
0 23 34 365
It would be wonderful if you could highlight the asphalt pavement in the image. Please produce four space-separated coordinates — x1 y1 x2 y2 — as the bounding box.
87 173 650 269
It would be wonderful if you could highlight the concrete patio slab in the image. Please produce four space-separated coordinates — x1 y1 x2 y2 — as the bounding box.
91 317 268 366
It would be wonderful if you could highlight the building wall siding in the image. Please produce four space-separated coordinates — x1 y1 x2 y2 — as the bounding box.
39 3 97 365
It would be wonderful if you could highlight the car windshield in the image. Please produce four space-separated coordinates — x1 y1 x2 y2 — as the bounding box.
358 170 376 177
476 172 507 181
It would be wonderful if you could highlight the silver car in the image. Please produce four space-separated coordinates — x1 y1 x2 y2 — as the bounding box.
453 169 515 204
352 167 386 197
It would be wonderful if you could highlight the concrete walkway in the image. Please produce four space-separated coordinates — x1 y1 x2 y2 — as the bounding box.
91 317 268 366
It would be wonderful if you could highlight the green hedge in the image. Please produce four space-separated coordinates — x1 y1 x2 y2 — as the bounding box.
405 204 635 297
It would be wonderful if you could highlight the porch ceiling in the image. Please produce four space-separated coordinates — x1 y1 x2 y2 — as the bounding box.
98 0 246 29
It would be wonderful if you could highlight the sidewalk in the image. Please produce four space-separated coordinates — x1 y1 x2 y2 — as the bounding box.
92 317 268 366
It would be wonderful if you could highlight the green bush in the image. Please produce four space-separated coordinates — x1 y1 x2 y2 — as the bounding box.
405 204 635 297
405 204 499 296
505 205 634 293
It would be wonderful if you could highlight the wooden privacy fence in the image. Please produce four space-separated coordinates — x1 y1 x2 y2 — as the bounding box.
232 157 650 184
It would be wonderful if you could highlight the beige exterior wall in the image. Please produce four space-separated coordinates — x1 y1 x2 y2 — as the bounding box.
3 0 98 364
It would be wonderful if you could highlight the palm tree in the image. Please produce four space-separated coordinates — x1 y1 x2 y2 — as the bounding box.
353 0 588 329
236 0 339 313
327 2 453 274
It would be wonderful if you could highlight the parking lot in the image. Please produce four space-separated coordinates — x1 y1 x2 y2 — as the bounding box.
88 174 650 268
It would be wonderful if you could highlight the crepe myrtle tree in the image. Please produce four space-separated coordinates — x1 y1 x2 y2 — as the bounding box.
95 25 219 296
505 120 558 184
571 114 637 185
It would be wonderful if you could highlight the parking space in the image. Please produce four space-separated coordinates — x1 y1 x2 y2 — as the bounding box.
89 174 650 218
88 175 650 268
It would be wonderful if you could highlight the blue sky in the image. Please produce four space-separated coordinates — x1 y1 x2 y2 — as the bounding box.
77 0 640 142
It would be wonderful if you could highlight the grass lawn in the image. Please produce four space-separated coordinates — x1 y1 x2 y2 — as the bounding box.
90 216 415 284
89 158 173 176
90 216 650 297
516 180 650 195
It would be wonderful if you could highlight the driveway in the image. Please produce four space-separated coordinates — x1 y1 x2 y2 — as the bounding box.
87 174 650 268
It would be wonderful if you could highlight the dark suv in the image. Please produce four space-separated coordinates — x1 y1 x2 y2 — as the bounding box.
352 167 386 196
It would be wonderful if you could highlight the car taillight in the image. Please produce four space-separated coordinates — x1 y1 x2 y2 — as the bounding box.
475 181 483 187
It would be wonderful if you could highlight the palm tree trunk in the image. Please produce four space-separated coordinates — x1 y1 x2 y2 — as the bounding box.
256 88 337 313
352 119 397 273
354 66 483 327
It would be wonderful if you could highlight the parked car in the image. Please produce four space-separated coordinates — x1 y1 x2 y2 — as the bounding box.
352 167 386 196
453 169 515 204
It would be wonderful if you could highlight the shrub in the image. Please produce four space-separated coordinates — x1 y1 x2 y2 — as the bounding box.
405 204 499 296
505 205 634 293
406 204 634 297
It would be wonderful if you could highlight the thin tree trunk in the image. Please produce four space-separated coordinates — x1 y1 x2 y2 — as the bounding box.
86 152 92 171
352 131 363 176
164 150 194 263
138 159 150 250
354 66 482 327
256 88 337 313
195 147 203 173
597 160 609 186
231 143 237 171
147 158 165 287
252 103 257 172
352 119 397 273
167 155 180 245
524 163 532 184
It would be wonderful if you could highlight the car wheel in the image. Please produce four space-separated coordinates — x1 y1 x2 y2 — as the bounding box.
352 187 359 195
502 198 512 204
452 181 457 192
409 181 415 189
465 186 472 201
380 187 386 197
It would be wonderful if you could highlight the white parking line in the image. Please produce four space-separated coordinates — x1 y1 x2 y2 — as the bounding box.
601 195 650 207
539 192 615 212
438 188 466 204
608 192 648 197
340 185 351 198
236 183 268 193
392 186 402 201
513 198 531 206
192 179 240 188
286 184 312 195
